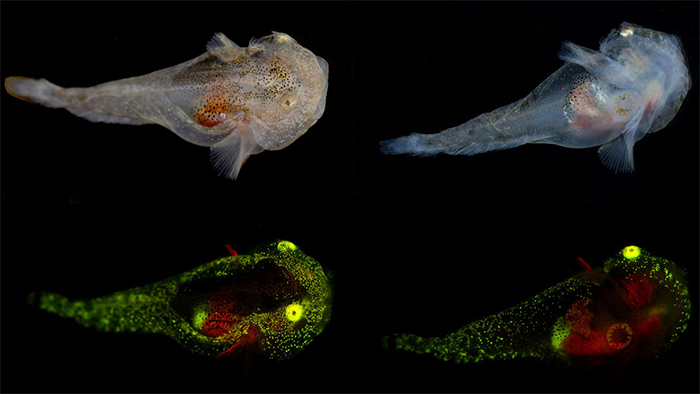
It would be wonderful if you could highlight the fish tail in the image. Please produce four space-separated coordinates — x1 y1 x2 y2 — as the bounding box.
5 77 64 107
383 332 441 356
30 290 161 333
384 308 556 364
379 133 444 157
5 76 148 125
380 98 548 157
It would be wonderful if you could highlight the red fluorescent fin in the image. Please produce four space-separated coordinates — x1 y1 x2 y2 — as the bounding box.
577 257 595 274
225 244 238 256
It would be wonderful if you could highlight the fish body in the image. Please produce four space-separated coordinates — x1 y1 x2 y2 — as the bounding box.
31 241 334 361
384 246 691 368
380 23 691 172
5 32 329 179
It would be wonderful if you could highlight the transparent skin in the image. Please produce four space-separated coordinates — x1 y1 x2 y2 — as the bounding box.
5 32 329 179
30 241 334 361
383 246 691 368
380 23 691 172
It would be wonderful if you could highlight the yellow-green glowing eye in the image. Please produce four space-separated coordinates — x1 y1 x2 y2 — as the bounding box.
285 303 303 322
623 245 641 259
277 241 297 252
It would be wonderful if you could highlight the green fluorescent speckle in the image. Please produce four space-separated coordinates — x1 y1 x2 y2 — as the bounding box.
31 241 333 361
551 316 571 350
384 246 691 368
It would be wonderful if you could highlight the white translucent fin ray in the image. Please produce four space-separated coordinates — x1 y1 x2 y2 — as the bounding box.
598 134 635 173
206 33 239 63
558 41 635 87
209 131 264 180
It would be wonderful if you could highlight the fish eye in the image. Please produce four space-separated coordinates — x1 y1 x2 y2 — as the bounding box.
618 25 635 37
285 303 303 322
277 241 297 251
275 34 291 44
622 245 641 260
281 96 297 109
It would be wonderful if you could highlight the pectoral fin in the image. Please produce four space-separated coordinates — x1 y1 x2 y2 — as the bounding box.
597 133 635 173
210 127 264 179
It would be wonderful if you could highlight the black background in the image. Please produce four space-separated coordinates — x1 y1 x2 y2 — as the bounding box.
2 2 698 393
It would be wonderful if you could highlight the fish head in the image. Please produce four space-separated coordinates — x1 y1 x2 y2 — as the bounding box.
601 23 691 135
247 32 329 151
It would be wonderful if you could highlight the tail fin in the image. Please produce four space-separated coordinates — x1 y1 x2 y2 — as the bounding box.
379 133 444 157
383 332 436 354
29 290 160 333
5 76 148 125
5 77 63 107
379 96 555 157
29 291 96 325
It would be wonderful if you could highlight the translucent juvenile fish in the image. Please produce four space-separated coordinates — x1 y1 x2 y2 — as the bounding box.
383 246 691 368
5 32 329 179
380 23 691 172
30 241 334 361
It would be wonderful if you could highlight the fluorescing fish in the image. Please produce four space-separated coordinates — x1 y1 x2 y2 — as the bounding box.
30 241 334 361
383 246 691 368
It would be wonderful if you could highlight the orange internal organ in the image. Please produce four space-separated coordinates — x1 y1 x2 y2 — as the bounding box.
194 91 239 127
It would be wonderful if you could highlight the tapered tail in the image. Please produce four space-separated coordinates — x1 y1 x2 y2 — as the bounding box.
5 76 149 125
383 332 441 357
29 290 160 333
384 313 552 364
5 77 65 106
380 96 553 157
382 285 575 364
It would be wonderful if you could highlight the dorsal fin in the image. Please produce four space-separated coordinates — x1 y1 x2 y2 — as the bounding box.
206 33 239 62
577 257 595 275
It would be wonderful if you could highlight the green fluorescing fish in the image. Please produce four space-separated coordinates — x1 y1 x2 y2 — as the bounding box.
31 241 333 361
384 246 690 368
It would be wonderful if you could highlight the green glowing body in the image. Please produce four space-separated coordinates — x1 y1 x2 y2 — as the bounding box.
384 246 690 368
32 241 333 360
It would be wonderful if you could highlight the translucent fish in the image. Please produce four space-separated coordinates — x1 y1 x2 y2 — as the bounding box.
30 241 334 361
380 23 691 172
384 246 691 368
5 32 329 179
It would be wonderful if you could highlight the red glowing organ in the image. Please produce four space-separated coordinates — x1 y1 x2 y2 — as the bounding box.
385 245 691 368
